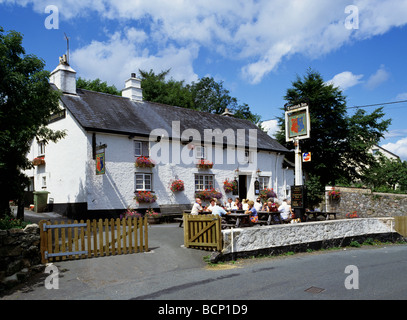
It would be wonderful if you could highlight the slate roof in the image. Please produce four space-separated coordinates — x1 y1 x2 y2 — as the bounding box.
58 87 289 153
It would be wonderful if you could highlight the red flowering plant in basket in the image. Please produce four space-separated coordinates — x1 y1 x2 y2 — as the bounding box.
170 179 185 192
32 156 45 166
195 188 222 201
196 159 213 169
134 191 157 203
223 179 237 193
328 187 341 200
135 156 155 168
120 207 142 220
259 188 277 201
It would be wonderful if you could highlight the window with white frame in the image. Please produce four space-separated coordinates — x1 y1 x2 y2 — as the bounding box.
195 146 206 159
135 173 152 191
134 140 149 157
195 174 214 191
38 141 46 156
258 176 270 190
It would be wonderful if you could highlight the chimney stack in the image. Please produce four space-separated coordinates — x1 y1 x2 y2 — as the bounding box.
122 73 143 102
49 55 77 95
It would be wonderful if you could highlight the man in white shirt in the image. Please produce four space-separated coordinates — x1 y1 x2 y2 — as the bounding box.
278 199 292 222
191 198 203 215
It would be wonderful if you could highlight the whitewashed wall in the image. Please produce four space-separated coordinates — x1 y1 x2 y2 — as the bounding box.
24 104 88 205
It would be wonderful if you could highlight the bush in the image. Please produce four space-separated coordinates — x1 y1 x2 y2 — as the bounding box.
0 214 29 230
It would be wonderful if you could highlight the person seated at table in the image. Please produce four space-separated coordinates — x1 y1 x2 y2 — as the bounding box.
225 197 234 210
234 197 242 210
191 198 203 215
278 198 292 223
245 200 258 223
205 198 217 213
212 200 229 216
265 199 280 223
254 197 262 211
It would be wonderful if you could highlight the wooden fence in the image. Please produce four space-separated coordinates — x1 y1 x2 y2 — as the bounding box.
39 218 148 263
184 214 222 251
395 216 407 237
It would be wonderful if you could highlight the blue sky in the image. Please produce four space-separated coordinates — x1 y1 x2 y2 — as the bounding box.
1 0 407 160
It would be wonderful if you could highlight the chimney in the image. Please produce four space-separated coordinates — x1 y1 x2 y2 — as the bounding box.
122 73 143 102
222 108 234 117
49 54 77 95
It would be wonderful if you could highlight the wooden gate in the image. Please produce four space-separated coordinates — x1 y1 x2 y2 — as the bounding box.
39 218 148 263
395 216 407 237
183 214 222 251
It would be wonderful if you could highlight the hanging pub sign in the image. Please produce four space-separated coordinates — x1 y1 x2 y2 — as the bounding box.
291 185 306 209
96 152 105 175
285 103 311 142
254 179 260 195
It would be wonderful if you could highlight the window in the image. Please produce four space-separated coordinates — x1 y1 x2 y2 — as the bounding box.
258 176 270 190
243 150 252 163
38 141 46 156
195 146 206 159
195 174 214 191
135 140 149 157
42 176 47 188
135 173 152 191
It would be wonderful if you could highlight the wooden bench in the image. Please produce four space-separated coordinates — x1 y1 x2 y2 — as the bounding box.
159 204 191 226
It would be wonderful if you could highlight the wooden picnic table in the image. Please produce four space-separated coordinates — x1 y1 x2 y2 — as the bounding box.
304 211 337 221
257 210 283 225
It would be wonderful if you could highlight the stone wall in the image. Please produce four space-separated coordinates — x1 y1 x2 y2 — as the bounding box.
325 186 407 218
0 224 44 293
217 218 401 261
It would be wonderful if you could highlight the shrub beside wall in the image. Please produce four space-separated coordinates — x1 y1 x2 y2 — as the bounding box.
325 186 407 218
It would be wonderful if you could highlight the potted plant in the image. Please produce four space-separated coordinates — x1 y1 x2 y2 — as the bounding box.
259 188 277 201
135 156 155 168
170 179 185 192
328 187 341 201
32 156 45 166
134 191 157 203
223 179 237 193
120 207 142 220
195 188 222 201
145 208 161 224
196 159 213 169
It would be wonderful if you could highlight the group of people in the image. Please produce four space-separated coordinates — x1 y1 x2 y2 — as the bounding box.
190 196 294 224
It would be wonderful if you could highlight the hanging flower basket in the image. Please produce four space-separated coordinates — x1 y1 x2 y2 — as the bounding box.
223 179 238 193
196 159 213 169
134 191 157 203
259 188 277 201
195 188 222 201
32 156 45 166
170 179 185 192
328 188 341 201
135 156 155 168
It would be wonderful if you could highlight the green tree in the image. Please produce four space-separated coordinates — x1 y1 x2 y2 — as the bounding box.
139 69 261 125
276 70 391 204
362 153 407 192
0 28 65 218
76 77 121 95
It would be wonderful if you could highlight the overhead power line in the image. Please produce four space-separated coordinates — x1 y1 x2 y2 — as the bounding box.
349 100 407 109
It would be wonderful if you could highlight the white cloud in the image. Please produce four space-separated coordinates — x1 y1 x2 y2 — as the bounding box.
261 119 280 138
365 65 390 90
395 92 407 100
326 71 364 91
7 0 407 84
71 31 199 89
382 137 407 161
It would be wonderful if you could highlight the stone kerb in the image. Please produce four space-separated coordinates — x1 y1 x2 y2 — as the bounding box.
221 218 397 257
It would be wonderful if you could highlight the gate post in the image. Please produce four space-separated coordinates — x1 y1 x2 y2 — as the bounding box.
39 220 48 264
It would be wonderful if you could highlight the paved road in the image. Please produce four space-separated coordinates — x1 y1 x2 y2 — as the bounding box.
3 210 407 302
